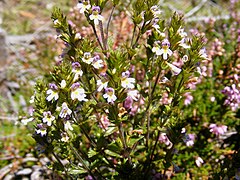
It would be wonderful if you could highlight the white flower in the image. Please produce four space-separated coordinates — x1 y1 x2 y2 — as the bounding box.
178 28 187 38
29 94 35 103
71 83 88 101
46 83 59 101
152 39 173 60
127 90 140 101
61 132 70 142
46 89 59 101
103 88 117 103
59 102 72 118
89 6 104 26
60 80 67 89
71 87 88 101
36 124 47 136
42 111 55 126
199 48 208 59
36 128 47 136
21 117 34 125
166 62 182 75
195 157 204 167
97 80 108 92
77 2 91 14
121 71 135 89
121 77 135 89
53 19 60 25
82 52 94 64
92 56 104 69
64 121 73 131
150 5 161 17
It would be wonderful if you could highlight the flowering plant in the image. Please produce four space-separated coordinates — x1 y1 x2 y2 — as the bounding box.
29 0 207 178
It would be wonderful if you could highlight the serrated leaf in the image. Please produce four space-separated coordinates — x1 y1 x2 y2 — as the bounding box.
88 149 98 158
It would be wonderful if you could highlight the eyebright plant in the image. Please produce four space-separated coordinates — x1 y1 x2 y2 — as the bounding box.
29 0 206 179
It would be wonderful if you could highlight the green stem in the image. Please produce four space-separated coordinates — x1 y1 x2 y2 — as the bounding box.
72 112 97 147
130 25 136 47
99 20 106 51
105 6 115 50
91 24 104 51
118 122 132 165
69 144 97 180
52 151 71 179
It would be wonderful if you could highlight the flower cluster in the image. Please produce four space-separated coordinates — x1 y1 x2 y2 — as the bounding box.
221 84 240 111
209 123 228 136
76 2 103 26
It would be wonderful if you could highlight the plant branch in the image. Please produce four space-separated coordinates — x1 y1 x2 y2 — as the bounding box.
91 24 105 51
105 6 115 50
52 151 71 179
185 0 208 18
118 122 132 165
99 20 106 51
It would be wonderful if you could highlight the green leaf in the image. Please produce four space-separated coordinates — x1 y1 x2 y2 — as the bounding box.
88 149 98 158
127 136 144 148
104 149 122 158
104 126 118 137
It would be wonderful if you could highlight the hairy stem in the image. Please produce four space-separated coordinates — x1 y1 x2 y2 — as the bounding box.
105 6 115 50
91 24 104 51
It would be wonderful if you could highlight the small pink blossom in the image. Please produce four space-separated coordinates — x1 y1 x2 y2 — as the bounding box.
209 124 227 136
159 133 172 147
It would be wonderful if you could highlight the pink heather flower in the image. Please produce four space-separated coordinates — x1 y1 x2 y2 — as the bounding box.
71 82 88 102
222 84 240 111
82 52 94 64
159 133 172 147
89 6 104 26
99 114 110 129
46 83 59 101
42 111 55 126
152 39 173 60
209 124 227 136
183 92 193 106
127 90 140 101
103 87 117 103
121 71 135 89
195 157 204 167
129 105 139 116
123 96 133 110
59 102 72 118
36 123 47 136
77 1 91 14
160 92 172 105
166 62 182 75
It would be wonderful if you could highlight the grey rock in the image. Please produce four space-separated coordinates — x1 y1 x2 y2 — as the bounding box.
16 168 32 176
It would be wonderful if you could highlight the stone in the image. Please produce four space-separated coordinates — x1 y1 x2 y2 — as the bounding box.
15 168 32 176
0 28 8 71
